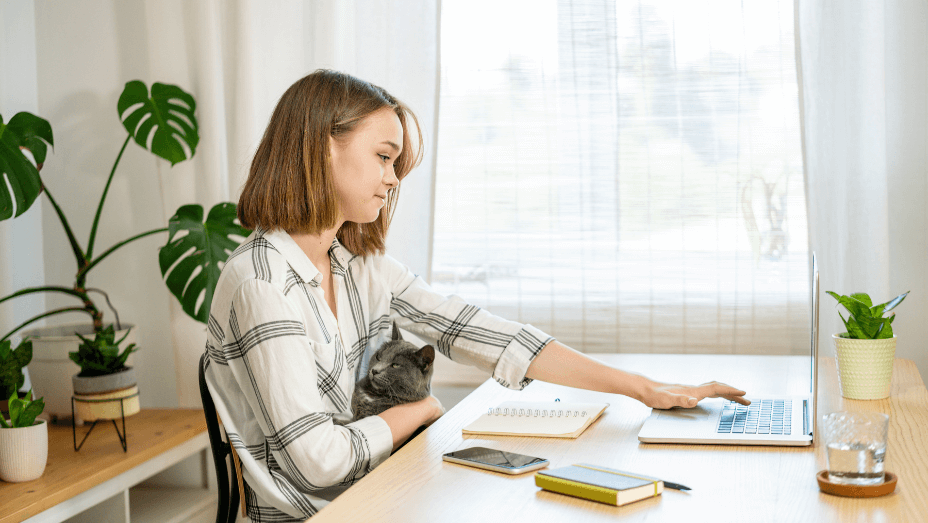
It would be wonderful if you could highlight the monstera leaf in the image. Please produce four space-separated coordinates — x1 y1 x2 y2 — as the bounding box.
118 81 198 166
159 203 250 323
0 112 53 220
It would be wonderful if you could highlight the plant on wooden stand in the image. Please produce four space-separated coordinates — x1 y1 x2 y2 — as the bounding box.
0 81 249 420
0 389 48 482
826 290 909 400
69 326 140 423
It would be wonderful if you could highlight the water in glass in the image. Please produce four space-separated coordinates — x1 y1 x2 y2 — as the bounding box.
826 441 886 485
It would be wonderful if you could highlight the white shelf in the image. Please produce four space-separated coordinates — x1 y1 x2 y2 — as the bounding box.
129 486 216 523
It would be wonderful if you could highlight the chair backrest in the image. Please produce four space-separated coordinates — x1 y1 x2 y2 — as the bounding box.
199 352 240 523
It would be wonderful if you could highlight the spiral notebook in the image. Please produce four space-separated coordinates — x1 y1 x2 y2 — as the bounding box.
462 401 609 438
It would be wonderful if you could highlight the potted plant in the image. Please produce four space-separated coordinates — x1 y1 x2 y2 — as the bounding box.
0 339 32 417
70 325 140 422
826 290 908 400
0 81 249 420
0 389 47 482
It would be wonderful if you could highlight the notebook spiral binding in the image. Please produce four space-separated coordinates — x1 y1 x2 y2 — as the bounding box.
487 407 588 418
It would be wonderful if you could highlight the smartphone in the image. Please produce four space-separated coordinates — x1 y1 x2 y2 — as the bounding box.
442 446 549 475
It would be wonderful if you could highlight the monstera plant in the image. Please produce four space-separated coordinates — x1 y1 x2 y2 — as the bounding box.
0 80 249 344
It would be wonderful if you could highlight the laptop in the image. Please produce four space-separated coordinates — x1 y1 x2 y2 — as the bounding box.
638 253 819 446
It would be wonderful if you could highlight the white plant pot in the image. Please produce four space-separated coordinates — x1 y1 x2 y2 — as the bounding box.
0 419 48 482
21 322 136 422
833 334 896 400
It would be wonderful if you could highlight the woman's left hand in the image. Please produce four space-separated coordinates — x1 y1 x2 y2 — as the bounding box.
640 380 750 410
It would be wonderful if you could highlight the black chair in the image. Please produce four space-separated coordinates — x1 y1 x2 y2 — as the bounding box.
199 352 242 523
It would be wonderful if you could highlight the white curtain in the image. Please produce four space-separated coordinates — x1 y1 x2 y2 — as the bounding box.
433 0 809 356
797 0 928 385
25 0 439 408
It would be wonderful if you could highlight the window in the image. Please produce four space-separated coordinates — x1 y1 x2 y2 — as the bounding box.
433 0 808 355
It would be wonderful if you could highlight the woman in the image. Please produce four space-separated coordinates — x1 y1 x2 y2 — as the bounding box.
204 69 749 521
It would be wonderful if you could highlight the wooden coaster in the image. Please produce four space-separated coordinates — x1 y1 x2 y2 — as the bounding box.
816 470 897 498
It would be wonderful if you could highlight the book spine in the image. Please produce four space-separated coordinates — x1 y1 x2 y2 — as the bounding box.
534 474 619 506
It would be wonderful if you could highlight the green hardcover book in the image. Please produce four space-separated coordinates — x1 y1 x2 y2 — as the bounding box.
535 464 664 506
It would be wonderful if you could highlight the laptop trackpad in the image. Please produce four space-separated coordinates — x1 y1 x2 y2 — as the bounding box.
656 404 713 421
640 401 724 438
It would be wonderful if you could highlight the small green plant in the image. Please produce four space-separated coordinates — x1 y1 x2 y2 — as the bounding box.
826 291 909 340
68 325 137 377
0 338 32 399
0 389 44 428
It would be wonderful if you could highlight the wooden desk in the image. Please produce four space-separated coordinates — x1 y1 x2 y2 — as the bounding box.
0 409 210 523
312 355 928 522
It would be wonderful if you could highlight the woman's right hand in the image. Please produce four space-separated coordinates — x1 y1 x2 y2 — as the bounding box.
377 395 446 451
421 395 445 425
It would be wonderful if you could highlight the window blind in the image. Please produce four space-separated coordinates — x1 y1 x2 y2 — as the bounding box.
432 0 809 355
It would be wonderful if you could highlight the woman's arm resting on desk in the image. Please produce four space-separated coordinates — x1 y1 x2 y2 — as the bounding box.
377 396 445 451
525 341 751 409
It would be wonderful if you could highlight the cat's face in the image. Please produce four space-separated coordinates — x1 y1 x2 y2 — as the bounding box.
366 340 435 396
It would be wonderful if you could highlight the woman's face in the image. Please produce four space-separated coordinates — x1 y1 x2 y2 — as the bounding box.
329 107 403 225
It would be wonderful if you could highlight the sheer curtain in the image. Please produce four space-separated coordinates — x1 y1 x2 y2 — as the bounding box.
797 0 928 384
433 0 809 356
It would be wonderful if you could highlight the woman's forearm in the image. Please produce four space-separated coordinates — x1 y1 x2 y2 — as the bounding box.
524 340 749 409
376 396 443 451
524 340 652 401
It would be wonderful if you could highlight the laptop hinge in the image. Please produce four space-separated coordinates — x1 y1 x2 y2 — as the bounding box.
803 399 810 436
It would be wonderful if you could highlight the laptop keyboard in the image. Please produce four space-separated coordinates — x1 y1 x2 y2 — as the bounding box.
717 400 792 435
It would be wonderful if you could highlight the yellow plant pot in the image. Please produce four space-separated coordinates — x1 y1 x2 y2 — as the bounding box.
22 322 137 422
73 385 140 422
832 334 896 400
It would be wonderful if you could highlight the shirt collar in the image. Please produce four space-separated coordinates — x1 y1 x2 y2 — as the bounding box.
258 228 353 285
327 237 353 275
258 228 322 286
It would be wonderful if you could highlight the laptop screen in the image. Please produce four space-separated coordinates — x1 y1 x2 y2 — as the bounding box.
810 253 819 439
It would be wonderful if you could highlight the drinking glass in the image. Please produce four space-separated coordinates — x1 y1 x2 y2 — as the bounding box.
822 411 889 486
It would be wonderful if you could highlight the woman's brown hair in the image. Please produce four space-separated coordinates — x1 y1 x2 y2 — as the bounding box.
238 69 424 256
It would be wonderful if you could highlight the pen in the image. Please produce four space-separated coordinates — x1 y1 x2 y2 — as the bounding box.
663 481 691 491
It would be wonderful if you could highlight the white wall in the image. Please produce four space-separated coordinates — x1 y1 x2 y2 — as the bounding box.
0 0 47 362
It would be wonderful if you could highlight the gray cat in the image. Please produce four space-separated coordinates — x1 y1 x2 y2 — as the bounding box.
334 322 435 424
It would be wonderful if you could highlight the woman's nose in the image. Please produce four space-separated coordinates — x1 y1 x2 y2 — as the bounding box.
384 166 399 188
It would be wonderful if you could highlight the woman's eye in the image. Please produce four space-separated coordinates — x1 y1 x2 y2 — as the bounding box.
378 154 390 163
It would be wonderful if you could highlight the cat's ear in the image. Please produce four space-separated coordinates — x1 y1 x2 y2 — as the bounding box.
392 321 404 341
417 345 435 368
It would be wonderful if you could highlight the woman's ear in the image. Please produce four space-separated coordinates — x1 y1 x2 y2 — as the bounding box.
392 321 404 341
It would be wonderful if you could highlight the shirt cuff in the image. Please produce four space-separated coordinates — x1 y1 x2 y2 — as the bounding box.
492 324 554 390
349 414 394 471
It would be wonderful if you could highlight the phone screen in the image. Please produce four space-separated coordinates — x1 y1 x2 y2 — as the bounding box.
444 447 546 469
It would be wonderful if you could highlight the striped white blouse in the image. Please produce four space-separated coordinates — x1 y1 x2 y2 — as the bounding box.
203 228 553 521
